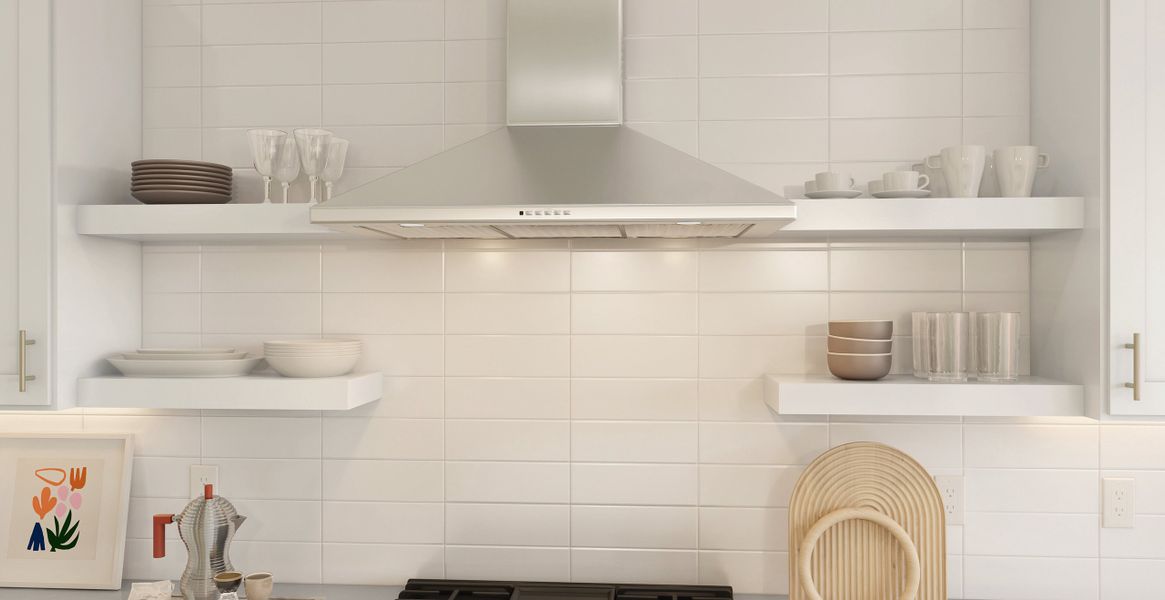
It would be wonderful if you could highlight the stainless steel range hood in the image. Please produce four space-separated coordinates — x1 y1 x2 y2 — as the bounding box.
311 0 796 240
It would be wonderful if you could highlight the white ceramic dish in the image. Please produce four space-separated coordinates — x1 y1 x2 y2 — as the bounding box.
263 338 360 347
266 354 359 378
872 190 931 198
137 347 235 354
805 190 863 199
263 348 361 355
121 351 247 360
108 357 262 378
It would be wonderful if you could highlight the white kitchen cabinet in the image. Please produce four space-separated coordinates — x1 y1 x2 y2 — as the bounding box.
0 0 52 406
1109 0 1165 415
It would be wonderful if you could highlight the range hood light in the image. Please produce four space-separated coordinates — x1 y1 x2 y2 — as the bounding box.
676 221 702 225
399 223 426 228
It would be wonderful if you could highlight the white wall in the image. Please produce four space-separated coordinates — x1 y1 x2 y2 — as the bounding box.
10 1 1165 599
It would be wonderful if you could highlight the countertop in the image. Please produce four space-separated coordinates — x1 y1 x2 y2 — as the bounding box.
0 583 788 600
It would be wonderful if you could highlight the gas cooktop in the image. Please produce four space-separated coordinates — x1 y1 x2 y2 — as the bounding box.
396 579 734 600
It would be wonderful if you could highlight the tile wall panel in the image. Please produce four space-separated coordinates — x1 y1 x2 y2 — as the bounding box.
26 0 1132 597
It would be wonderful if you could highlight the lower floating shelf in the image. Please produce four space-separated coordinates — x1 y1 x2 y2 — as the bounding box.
765 374 1085 417
77 372 382 411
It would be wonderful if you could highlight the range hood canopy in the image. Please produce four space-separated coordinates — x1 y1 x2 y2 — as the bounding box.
311 0 795 240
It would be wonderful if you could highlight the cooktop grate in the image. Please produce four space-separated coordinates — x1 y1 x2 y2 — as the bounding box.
397 579 733 600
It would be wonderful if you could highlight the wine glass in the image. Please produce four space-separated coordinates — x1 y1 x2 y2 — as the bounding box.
321 137 349 203
272 136 301 204
246 129 286 204
292 128 333 204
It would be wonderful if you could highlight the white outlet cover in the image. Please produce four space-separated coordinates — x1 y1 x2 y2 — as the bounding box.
189 464 219 498
934 475 964 525
1103 477 1135 528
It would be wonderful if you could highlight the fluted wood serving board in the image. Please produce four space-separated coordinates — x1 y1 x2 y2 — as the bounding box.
789 442 946 600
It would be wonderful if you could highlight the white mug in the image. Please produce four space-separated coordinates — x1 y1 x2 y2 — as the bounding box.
979 155 1000 197
244 573 274 600
926 145 987 198
867 180 884 195
804 180 818 194
815 172 854 191
993 146 1050 197
882 171 930 192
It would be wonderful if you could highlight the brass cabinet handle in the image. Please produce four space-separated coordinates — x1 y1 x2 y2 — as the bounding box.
18 329 36 392
1124 332 1141 401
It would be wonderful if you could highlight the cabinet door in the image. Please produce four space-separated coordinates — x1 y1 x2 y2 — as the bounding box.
0 0 50 406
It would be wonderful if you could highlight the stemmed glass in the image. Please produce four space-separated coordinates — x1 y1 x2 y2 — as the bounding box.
293 128 333 204
272 136 301 204
246 129 287 204
321 138 349 203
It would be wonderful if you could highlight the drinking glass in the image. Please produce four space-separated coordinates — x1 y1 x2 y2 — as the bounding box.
911 312 929 379
272 136 301 204
320 137 349 203
926 312 970 382
975 312 1021 382
293 128 333 204
246 129 287 204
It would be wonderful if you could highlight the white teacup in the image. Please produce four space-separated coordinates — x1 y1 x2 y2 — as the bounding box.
244 573 273 600
882 170 930 192
926 145 987 198
815 172 854 191
804 180 818 194
993 146 1050 197
868 180 884 195
915 159 948 196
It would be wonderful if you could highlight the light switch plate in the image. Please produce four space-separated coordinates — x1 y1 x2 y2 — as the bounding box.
189 464 219 499
1103 477 1135 528
934 475 964 525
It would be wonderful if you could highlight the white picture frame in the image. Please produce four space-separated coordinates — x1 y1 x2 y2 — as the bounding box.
0 433 133 590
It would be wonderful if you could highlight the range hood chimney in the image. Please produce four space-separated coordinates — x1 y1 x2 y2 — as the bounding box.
310 0 796 240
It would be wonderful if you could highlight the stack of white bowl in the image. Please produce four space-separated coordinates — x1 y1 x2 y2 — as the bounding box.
263 339 362 378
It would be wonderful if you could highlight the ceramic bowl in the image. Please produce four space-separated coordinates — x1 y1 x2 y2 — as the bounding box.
213 572 242 595
827 352 892 381
826 335 892 354
828 320 893 340
266 354 359 378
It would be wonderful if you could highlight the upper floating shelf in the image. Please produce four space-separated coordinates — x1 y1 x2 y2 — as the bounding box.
76 197 1085 243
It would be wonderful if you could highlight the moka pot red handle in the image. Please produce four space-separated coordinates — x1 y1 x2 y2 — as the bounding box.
153 514 174 558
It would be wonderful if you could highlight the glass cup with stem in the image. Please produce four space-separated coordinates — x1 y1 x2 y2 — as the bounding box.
272 135 301 204
246 129 287 204
320 137 349 203
292 128 333 204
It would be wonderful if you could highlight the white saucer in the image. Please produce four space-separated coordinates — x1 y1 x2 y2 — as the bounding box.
872 189 932 198
805 189 862 199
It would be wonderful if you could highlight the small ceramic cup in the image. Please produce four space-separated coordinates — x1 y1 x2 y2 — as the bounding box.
882 170 929 192
867 180 884 195
213 571 243 595
804 180 818 194
815 171 854 191
244 572 274 600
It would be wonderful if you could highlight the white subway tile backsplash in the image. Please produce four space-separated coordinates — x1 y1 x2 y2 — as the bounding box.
965 513 1099 558
571 379 698 421
699 250 829 291
444 39 506 83
322 418 444 460
572 549 699 584
626 37 698 81
202 45 322 87
699 293 828 335
445 81 506 124
446 462 570 504
573 506 698 549
699 77 828 121
144 88 201 128
443 0 507 40
322 0 443 43
1101 426 1165 469
832 249 963 291
229 499 322 542
445 546 571 581
324 42 443 84
322 502 443 544
966 469 1099 513
829 291 962 335
698 0 827 34
321 245 443 292
699 508 787 551
1100 558 1165 599
323 293 444 334
572 422 698 463
572 464 698 506
699 465 802 508
966 425 1099 469
143 128 203 160
143 293 200 333
964 73 1030 117
446 420 570 461
322 544 444 585
572 294 697 335
699 551 788 594
571 336 699 378
203 3 321 45
963 115 1030 149
831 31 961 75
323 83 443 125
624 79 699 122
698 34 828 77
573 251 698 292
217 458 323 500
830 117 963 162
830 74 962 118
327 125 444 167
202 86 321 128
201 246 322 292
625 122 699 156
964 0 1030 29
446 250 570 292
445 378 571 419
700 423 828 465
202 417 322 459
144 46 200 87
446 503 569 546
322 460 444 502
829 0 961 32
697 379 772 422
964 28 1030 73
446 336 570 377
201 292 321 334
830 423 962 470
625 0 697 36
698 336 825 378
142 5 200 47
699 119 828 163
446 293 569 335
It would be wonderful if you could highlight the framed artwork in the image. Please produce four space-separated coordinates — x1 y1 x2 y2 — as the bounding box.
0 433 133 589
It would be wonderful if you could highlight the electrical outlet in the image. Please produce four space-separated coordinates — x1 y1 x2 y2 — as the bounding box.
1103 477 1135 528
934 475 964 525
189 464 219 498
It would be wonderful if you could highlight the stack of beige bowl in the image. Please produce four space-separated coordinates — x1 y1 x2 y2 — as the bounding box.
264 339 362 378
131 159 233 204
827 320 893 380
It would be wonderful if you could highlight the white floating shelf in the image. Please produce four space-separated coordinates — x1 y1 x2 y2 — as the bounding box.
77 197 1084 243
76 203 363 242
765 374 1085 417
783 196 1084 237
77 372 382 411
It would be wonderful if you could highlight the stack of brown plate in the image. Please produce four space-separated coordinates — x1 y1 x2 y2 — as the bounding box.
131 159 233 204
